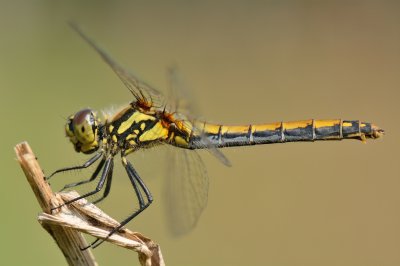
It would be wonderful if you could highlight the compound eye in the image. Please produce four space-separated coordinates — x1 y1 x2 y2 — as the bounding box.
73 109 95 128
65 108 100 154
72 109 97 144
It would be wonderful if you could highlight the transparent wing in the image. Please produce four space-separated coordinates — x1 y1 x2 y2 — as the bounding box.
164 147 209 236
185 120 231 166
167 66 231 166
69 22 165 108
166 66 201 117
163 67 231 236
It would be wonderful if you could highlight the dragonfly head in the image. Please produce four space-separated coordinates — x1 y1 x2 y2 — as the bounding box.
65 108 101 154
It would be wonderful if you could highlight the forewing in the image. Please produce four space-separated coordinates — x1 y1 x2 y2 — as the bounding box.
69 23 165 108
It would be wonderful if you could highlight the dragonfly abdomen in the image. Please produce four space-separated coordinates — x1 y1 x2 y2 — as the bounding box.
189 119 384 148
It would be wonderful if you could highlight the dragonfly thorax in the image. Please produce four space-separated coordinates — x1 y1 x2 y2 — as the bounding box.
65 108 101 154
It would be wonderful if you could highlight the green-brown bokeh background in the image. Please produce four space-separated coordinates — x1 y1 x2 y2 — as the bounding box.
1 1 399 265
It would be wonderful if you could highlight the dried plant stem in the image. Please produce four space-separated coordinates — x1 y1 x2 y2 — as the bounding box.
15 142 164 266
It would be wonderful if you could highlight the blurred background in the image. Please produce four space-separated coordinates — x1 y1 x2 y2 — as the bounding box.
1 1 399 265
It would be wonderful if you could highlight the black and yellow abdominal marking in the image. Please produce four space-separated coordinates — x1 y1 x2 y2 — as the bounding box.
214 119 380 146
47 23 384 249
167 119 383 149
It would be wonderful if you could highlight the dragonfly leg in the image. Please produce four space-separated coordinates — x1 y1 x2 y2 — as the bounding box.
125 160 153 208
84 158 153 249
126 160 146 208
51 157 113 211
46 152 103 180
60 157 106 191
92 160 114 205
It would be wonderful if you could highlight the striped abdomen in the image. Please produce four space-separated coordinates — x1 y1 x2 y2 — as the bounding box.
186 119 384 149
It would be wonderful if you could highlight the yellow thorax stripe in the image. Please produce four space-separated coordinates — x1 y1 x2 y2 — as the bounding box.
117 112 156 135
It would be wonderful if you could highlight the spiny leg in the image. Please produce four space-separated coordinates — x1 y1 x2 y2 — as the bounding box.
51 157 114 211
60 157 106 192
92 160 114 205
46 152 103 180
85 158 153 249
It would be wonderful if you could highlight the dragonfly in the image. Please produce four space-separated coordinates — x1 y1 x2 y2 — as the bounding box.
47 23 385 249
